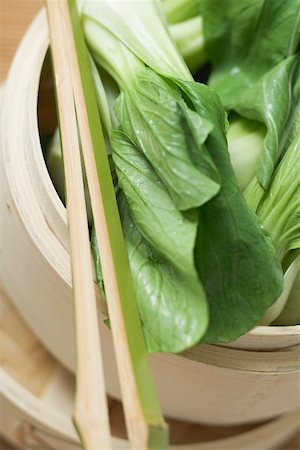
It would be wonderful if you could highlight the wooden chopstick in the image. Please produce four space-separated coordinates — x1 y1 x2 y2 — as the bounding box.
45 2 112 450
59 1 168 449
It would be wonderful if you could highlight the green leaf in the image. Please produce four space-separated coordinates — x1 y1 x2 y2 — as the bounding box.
234 56 297 189
203 0 300 189
119 194 208 353
169 16 206 73
83 0 287 345
259 252 300 325
83 0 191 80
176 80 284 343
203 0 300 105
248 60 300 262
227 116 266 191
92 125 211 351
256 104 300 260
273 253 300 325
111 130 199 272
84 12 221 211
115 68 220 210
163 0 201 24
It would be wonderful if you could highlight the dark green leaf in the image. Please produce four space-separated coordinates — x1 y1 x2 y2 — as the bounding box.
203 0 300 188
203 0 300 105
177 80 284 342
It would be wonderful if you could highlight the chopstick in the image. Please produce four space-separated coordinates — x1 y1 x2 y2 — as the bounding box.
65 1 168 448
46 0 168 448
45 2 112 450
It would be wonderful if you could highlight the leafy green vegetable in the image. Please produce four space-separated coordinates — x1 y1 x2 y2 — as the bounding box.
250 121 300 324
235 56 297 191
83 14 220 210
203 0 300 105
113 69 220 210
227 116 266 191
163 0 201 24
91 227 105 298
84 0 190 80
83 0 285 346
111 130 199 272
82 1 215 349
119 193 208 352
112 131 208 351
169 16 206 73
201 0 300 325
243 59 300 264
162 0 206 73
256 116 300 261
273 253 300 325
46 0 298 354
259 252 300 325
176 80 283 342
203 0 300 197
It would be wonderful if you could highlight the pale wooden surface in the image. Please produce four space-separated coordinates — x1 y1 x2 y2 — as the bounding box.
0 0 44 81
0 3 42 448
0 4 48 450
0 1 300 449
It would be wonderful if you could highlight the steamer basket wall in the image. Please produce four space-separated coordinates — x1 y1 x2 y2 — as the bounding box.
1 287 299 450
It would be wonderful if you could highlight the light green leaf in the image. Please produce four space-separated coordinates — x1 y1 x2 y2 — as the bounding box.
169 16 206 73
273 253 300 325
84 12 221 211
256 105 300 260
83 0 191 80
115 68 220 210
227 116 266 191
259 253 300 325
111 130 199 273
120 194 208 353
163 0 201 24
235 56 297 189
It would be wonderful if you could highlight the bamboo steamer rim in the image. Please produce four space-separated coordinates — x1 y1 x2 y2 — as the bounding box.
1 8 300 369
0 281 299 450
2 368 300 450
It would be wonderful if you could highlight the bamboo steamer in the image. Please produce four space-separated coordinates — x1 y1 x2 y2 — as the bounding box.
0 9 300 426
1 285 299 450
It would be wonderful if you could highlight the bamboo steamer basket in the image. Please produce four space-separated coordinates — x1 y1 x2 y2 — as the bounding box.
0 9 300 426
1 285 299 450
